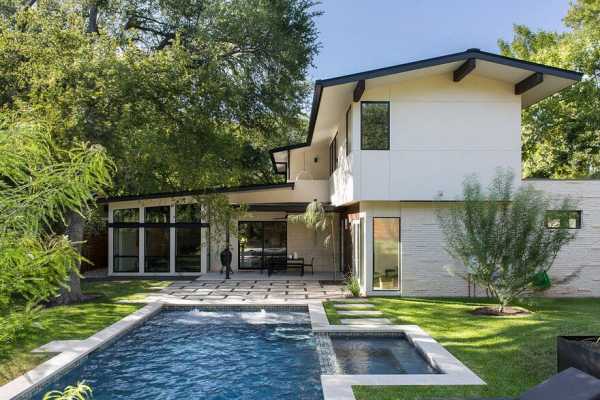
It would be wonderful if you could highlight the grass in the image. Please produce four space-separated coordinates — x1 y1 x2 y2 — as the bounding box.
326 297 600 400
0 280 170 385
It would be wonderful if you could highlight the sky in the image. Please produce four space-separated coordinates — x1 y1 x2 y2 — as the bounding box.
309 0 571 80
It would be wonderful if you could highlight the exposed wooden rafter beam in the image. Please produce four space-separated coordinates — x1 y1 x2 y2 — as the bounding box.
515 72 544 95
353 79 365 102
453 58 476 82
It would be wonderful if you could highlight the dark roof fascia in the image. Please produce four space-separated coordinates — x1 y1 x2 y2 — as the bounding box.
244 202 336 213
316 49 583 87
98 182 295 204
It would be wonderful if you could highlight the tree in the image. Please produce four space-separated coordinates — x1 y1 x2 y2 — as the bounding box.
498 0 600 178
0 123 113 347
0 0 319 301
0 0 319 193
436 169 575 310
289 200 338 280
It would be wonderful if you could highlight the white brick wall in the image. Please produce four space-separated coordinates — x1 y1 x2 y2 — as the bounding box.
527 180 600 297
362 184 600 297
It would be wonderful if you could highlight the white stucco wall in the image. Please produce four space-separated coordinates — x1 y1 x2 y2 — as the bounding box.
329 73 522 206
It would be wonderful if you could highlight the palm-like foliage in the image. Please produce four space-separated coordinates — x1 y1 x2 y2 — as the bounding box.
0 124 113 348
43 381 92 400
437 169 575 309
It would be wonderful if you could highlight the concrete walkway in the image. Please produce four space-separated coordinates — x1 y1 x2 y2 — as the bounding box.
331 300 394 326
152 279 346 303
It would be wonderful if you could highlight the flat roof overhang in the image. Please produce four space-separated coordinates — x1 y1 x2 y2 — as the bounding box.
98 182 295 204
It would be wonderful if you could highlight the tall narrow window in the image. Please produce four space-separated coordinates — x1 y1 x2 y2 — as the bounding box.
346 106 352 155
113 208 139 273
361 102 390 150
113 227 139 272
175 204 203 272
144 206 170 273
329 134 337 174
372 217 400 290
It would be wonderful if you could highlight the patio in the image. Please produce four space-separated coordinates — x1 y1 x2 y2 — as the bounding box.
151 275 346 303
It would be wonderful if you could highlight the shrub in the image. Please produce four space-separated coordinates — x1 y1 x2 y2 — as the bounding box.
437 168 576 310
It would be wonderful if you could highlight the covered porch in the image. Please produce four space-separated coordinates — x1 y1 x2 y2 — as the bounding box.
101 182 343 278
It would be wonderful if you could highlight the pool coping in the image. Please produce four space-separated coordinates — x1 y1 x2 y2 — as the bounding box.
307 302 486 400
1 300 485 400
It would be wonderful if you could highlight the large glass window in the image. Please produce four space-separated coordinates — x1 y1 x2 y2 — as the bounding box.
372 217 400 291
113 208 139 223
176 204 202 223
238 221 287 269
176 227 202 272
113 228 139 272
361 102 390 150
545 210 582 229
145 206 170 223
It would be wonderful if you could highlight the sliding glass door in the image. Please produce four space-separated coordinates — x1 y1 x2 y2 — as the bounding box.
238 221 287 269
372 217 400 291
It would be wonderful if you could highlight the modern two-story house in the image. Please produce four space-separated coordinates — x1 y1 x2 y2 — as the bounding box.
100 48 600 297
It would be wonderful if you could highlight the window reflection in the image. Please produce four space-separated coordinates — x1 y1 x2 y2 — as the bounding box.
176 227 202 272
373 218 400 290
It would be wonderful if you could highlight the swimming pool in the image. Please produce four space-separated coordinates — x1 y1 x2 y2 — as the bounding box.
34 309 323 400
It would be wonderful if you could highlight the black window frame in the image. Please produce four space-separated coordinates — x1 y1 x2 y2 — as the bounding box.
329 134 338 175
237 221 287 270
372 216 401 291
360 101 390 151
345 106 351 156
545 210 582 229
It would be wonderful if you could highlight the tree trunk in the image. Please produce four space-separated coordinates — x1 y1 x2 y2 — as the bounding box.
57 210 85 304
86 2 99 34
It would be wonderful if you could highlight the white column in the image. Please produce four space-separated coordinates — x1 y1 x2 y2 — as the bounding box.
170 205 176 274
138 206 144 274
107 205 114 276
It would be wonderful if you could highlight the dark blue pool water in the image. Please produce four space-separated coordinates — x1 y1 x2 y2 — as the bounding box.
35 310 323 400
331 336 438 375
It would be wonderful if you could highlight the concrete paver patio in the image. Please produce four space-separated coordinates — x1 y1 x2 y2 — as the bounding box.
151 277 346 303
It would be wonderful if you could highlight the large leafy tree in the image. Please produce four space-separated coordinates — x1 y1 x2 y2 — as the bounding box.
0 123 113 348
498 0 600 178
0 0 319 193
0 0 319 301
437 169 575 310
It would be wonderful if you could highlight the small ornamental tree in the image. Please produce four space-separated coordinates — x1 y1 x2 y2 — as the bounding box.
437 169 576 310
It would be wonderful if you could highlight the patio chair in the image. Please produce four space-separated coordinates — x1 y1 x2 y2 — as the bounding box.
303 257 315 275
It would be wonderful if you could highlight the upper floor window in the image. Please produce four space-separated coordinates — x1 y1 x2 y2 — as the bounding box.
345 106 352 155
545 210 581 229
329 134 338 175
361 101 390 150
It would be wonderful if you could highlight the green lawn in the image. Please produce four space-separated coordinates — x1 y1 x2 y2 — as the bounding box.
0 280 170 385
326 297 600 400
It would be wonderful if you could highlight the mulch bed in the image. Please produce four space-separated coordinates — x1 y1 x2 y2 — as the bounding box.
471 306 531 317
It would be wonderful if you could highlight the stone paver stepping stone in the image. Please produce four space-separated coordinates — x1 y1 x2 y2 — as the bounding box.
333 303 375 309
332 298 369 303
340 318 392 325
336 310 383 316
